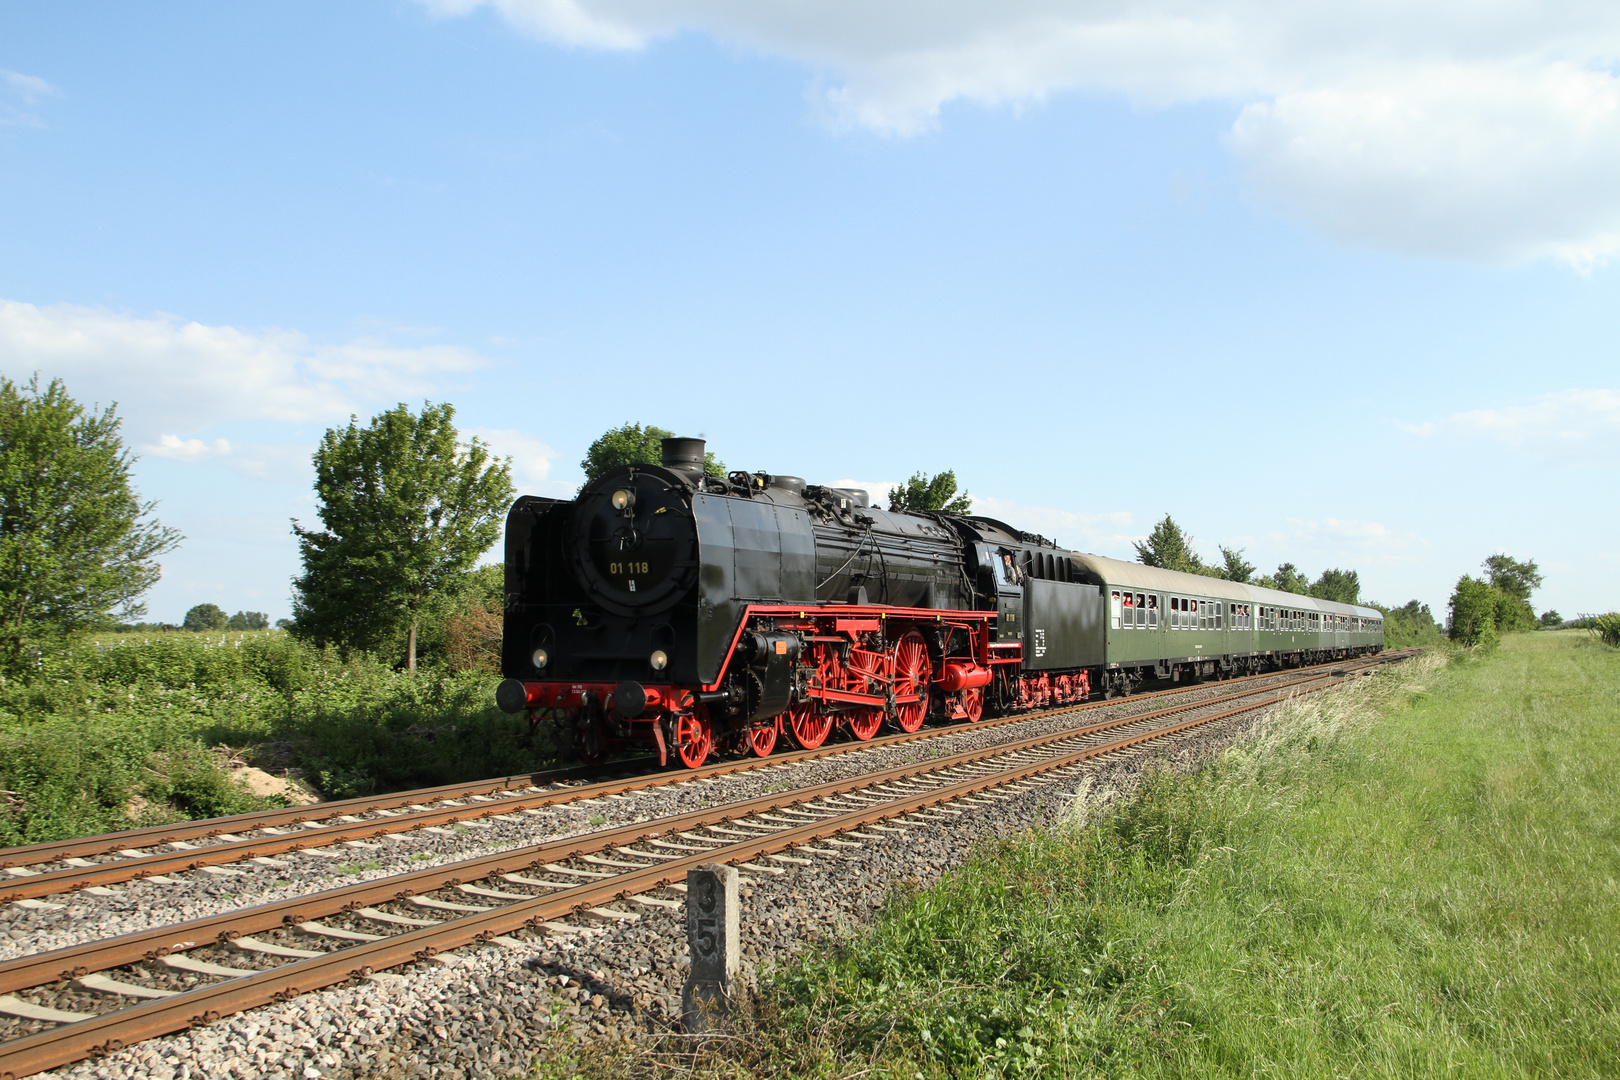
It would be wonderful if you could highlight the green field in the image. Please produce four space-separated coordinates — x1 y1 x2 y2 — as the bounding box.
620 633 1619 1079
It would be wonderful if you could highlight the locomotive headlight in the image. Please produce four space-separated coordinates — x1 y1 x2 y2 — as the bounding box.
649 649 669 671
610 488 635 511
531 647 549 670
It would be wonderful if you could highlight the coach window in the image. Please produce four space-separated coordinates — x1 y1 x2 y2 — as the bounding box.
1110 590 1122 629
1121 591 1134 628
1148 594 1159 628
1135 593 1147 627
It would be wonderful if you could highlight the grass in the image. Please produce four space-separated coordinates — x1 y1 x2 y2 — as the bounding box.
0 629 559 844
572 632 1620 1079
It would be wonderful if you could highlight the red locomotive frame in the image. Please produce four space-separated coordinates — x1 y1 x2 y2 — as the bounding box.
508 603 1091 768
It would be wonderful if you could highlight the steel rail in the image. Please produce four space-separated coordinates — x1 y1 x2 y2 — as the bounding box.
0 650 1406 877
0 663 1372 904
0 664 1382 1080
0 661 1382 995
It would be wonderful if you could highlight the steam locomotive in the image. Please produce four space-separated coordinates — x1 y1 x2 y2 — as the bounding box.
495 438 1384 768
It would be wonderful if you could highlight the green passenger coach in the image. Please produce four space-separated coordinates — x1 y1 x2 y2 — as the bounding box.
1065 552 1384 697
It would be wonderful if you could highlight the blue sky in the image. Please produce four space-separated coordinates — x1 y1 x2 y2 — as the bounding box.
2 1 1617 624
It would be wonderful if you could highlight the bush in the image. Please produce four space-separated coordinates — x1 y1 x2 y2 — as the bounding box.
1369 599 1444 648
0 627 555 842
1586 613 1620 647
1448 575 1501 648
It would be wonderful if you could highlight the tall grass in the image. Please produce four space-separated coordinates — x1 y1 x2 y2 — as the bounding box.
589 635 1620 1079
0 631 555 844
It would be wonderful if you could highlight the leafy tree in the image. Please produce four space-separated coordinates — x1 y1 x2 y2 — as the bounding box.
226 611 269 631
1370 600 1444 648
888 470 973 514
1134 515 1206 575
291 401 514 670
183 603 228 631
580 423 724 485
1479 554 1539 632
1539 610 1563 628
1448 575 1501 648
0 375 181 666
1310 568 1361 605
1217 546 1254 583
1483 554 1542 603
1255 562 1311 595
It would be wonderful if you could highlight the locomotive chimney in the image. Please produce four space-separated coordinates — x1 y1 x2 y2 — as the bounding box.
661 437 707 478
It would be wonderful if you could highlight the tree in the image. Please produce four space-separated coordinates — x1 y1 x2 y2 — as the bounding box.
1134 515 1206 574
183 603 228 632
1370 599 1444 648
0 375 181 666
888 470 973 514
291 401 514 669
1310 568 1361 605
1217 546 1254 583
1539 610 1563 628
1448 575 1500 648
226 611 268 631
580 423 724 485
1483 554 1542 603
1255 562 1312 595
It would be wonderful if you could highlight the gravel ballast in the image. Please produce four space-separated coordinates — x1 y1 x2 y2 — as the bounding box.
16 678 1320 1080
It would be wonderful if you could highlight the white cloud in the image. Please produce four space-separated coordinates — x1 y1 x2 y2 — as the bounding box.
146 434 233 461
3 69 54 103
0 299 488 436
966 494 1135 553
828 477 904 508
1 67 55 126
428 0 1620 267
1403 388 1620 463
467 426 565 492
1282 516 1429 553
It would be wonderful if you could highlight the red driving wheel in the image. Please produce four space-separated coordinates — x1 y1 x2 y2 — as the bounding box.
846 708 882 741
891 630 932 733
785 700 832 749
673 708 713 769
958 685 985 723
746 716 780 757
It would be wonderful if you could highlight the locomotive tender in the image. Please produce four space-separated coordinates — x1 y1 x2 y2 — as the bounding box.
496 438 1384 768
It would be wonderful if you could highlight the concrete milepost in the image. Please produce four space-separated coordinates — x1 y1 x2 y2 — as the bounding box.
682 862 740 1032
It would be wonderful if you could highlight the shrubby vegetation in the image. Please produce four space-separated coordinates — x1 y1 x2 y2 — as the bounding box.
1447 554 1542 648
1366 599 1444 647
0 626 547 845
1581 613 1620 647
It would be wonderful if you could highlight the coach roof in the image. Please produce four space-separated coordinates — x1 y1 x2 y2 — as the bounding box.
1070 552 1381 621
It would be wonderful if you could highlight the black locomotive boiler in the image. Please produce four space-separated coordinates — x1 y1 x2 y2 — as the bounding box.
495 438 1384 768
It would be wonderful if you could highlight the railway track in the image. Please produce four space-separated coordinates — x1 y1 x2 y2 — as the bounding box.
0 652 1408 1079
0 651 1412 907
